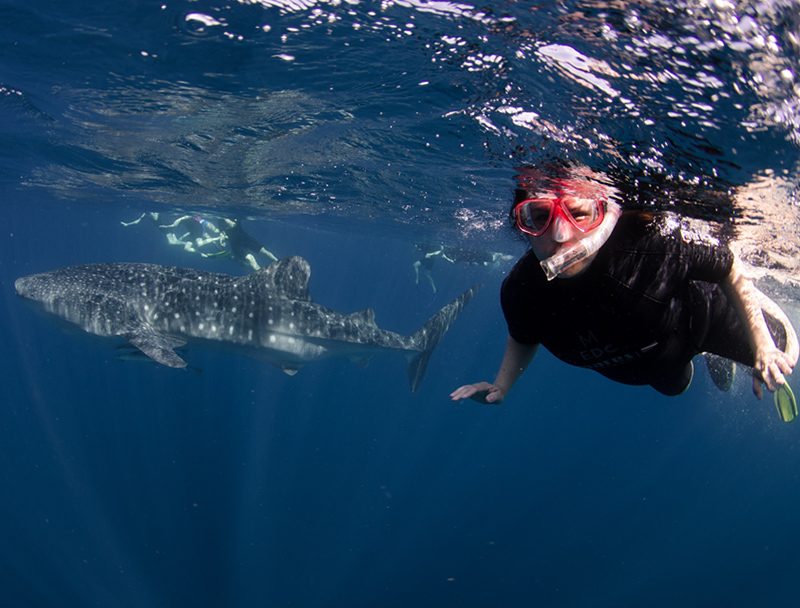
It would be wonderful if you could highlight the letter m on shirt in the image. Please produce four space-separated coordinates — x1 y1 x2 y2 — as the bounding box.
578 330 599 348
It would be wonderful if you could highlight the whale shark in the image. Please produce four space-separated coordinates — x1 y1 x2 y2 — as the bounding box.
15 256 480 392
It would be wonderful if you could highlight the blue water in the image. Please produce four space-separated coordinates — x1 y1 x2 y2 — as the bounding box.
3 0 800 606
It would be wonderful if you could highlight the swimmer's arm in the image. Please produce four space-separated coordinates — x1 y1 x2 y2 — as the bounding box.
721 257 795 398
450 335 538 404
120 213 146 226
195 235 223 247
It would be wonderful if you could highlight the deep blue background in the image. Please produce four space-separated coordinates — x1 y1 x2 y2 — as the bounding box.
2 199 800 607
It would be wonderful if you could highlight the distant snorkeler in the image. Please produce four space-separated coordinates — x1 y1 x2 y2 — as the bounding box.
412 243 514 296
440 246 515 267
122 213 278 273
121 212 215 251
215 218 278 272
451 160 799 422
412 243 455 296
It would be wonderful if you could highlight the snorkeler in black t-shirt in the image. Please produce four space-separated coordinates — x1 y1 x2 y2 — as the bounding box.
450 162 798 417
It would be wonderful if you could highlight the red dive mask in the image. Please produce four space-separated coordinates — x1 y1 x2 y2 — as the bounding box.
513 194 605 237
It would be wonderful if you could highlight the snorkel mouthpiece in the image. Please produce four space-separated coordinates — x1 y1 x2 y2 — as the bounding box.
540 240 592 281
540 201 622 280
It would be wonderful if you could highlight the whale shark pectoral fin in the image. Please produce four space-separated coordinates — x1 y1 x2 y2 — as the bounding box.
350 356 371 369
121 325 188 369
275 362 303 376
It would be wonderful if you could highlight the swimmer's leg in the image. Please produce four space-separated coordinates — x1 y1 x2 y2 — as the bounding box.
650 362 694 396
158 217 189 230
243 253 260 272
258 247 278 263
704 353 736 392
425 270 436 295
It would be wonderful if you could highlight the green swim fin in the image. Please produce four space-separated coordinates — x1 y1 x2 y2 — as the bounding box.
774 383 798 423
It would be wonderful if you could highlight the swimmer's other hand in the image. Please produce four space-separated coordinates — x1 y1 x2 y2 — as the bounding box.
450 382 506 405
753 345 796 399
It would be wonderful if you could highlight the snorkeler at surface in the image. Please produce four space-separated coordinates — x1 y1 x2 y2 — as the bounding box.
413 243 455 295
122 214 278 272
122 213 219 253
215 218 278 272
450 161 799 419
157 215 224 253
413 243 513 296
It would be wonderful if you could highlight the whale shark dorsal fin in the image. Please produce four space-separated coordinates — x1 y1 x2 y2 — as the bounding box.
246 256 312 302
122 325 188 368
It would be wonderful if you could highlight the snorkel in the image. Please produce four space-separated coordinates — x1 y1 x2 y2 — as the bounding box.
539 200 622 281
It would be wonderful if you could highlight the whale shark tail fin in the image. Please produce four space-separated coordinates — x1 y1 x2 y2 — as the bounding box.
406 284 482 393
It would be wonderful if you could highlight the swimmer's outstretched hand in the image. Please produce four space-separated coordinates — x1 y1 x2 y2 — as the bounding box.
450 382 506 405
753 346 796 399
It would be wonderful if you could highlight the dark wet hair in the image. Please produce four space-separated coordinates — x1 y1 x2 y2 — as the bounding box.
508 188 532 234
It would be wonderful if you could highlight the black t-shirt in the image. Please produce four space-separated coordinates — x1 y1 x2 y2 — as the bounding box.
501 213 735 386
